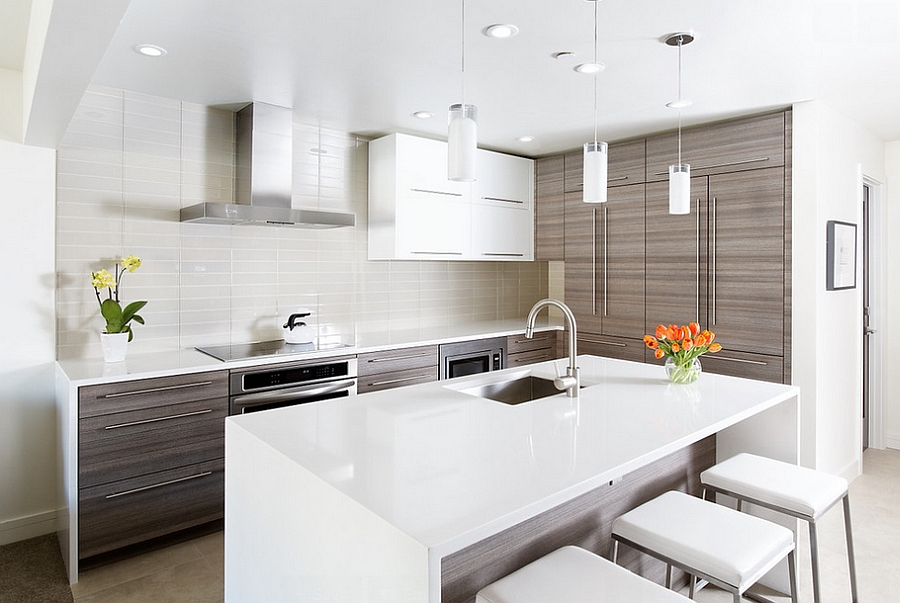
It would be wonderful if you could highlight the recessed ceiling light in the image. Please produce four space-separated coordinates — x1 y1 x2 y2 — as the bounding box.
412 111 434 119
574 62 605 74
554 51 577 60
134 44 167 57
666 99 693 109
516 135 535 143
483 24 519 39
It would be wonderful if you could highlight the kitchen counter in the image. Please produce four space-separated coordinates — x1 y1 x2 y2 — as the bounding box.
224 355 800 603
55 318 562 385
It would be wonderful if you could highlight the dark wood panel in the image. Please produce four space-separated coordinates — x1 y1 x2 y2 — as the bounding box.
79 414 225 487
564 191 599 333
783 109 793 384
599 183 645 338
644 348 784 384
79 397 227 445
357 345 437 376
79 459 224 560
645 177 708 331
646 112 785 182
357 366 438 393
706 168 785 356
440 436 717 603
79 371 228 418
579 336 645 363
535 173 565 261
507 348 558 368
507 330 559 355
564 139 647 193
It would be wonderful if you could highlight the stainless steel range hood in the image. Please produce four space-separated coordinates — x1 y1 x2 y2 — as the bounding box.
180 102 355 228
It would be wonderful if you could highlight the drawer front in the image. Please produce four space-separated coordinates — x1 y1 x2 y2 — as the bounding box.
79 409 225 487
579 335 645 362
358 366 438 393
507 348 558 367
644 350 784 384
79 371 228 418
79 459 224 559
357 345 438 376
507 330 559 355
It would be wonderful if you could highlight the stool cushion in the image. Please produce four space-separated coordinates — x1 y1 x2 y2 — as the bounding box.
701 453 848 519
475 546 689 603
611 491 794 590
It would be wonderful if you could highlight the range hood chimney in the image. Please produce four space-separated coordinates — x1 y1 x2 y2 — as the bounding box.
180 102 356 228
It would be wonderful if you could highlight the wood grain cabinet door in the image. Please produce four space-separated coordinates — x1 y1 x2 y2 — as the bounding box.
534 155 565 261
704 167 785 356
597 183 645 338
645 177 708 331
564 192 600 333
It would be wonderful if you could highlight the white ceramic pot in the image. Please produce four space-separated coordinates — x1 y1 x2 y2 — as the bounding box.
282 309 315 344
100 332 129 363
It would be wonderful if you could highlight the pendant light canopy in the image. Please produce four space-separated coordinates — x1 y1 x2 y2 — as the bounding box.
583 0 607 203
665 32 694 215
448 0 476 182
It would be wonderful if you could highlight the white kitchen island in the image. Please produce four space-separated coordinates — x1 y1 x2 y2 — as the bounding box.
224 355 800 603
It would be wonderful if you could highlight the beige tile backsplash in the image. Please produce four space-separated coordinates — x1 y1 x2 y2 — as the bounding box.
56 87 549 359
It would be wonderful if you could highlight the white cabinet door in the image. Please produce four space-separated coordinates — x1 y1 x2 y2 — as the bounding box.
397 193 470 258
396 134 469 198
474 150 534 209
471 203 534 261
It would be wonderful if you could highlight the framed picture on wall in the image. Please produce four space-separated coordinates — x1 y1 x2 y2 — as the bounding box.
826 220 857 291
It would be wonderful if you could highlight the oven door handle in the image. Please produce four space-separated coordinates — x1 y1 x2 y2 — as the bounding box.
232 379 357 411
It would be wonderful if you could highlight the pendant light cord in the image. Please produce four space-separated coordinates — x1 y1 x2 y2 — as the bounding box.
676 35 683 166
461 0 466 106
592 0 599 145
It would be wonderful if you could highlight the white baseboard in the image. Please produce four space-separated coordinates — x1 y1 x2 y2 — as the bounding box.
885 435 900 451
0 510 57 546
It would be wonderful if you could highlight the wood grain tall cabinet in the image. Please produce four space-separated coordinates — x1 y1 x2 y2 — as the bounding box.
535 110 792 384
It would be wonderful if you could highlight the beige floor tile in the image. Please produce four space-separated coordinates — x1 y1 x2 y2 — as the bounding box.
74 558 223 603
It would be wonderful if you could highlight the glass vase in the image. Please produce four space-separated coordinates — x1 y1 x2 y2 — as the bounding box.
665 356 701 384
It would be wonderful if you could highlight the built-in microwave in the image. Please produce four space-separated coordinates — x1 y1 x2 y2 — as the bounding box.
439 337 507 380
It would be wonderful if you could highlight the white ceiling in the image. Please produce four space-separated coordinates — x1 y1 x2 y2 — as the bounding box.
14 0 900 154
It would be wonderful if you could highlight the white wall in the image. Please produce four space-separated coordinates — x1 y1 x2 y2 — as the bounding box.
883 142 900 449
792 101 885 478
0 138 57 544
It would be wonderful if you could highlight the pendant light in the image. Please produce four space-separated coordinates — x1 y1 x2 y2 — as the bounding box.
583 0 607 203
666 32 694 215
448 0 476 182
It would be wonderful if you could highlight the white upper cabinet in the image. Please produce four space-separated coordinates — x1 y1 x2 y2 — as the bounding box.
368 133 534 261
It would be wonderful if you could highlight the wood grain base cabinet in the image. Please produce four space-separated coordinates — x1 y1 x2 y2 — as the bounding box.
77 371 228 560
357 345 438 393
507 330 561 367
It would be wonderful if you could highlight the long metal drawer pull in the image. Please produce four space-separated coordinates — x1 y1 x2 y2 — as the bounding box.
483 252 524 257
481 196 524 204
368 352 432 363
710 356 768 366
104 408 213 430
696 199 701 319
370 375 430 387
410 188 463 197
591 207 597 316
105 471 213 499
603 205 608 316
609 175 628 182
712 197 718 325
411 251 464 256
653 157 770 176
581 338 626 347
102 380 214 399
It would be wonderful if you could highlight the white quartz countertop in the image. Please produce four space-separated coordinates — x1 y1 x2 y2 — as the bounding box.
227 355 799 558
56 319 562 386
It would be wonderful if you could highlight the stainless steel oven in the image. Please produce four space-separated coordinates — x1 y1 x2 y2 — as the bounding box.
439 337 507 380
229 357 358 414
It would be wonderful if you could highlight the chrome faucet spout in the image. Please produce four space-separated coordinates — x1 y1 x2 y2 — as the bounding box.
525 299 579 397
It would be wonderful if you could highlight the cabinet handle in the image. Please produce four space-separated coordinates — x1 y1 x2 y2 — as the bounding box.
482 253 524 257
653 157 770 176
580 338 626 347
410 188 463 197
603 205 609 317
609 175 628 183
411 251 464 256
696 198 701 320
102 381 214 399
368 352 433 363
709 356 768 366
591 207 597 316
105 471 213 499
712 197 718 326
481 196 524 204
369 374 431 387
104 408 214 430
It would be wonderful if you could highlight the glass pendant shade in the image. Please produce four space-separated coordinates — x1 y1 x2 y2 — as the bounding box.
668 164 691 214
448 104 477 182
583 141 608 203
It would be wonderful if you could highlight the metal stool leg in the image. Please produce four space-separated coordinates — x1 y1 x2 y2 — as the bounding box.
610 539 619 564
665 564 673 589
843 494 859 603
788 549 799 603
809 521 822 603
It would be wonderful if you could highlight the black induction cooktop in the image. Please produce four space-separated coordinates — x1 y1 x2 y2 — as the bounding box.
195 340 351 362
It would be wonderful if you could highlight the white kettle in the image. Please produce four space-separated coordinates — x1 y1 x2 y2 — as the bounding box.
282 309 315 344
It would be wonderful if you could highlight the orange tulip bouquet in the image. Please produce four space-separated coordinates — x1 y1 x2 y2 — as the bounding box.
643 322 722 384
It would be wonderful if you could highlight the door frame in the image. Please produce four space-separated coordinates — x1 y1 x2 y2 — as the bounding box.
863 173 885 450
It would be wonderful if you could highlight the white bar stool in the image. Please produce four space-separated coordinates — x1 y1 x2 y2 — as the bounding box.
610 490 798 603
475 545 691 603
700 453 858 603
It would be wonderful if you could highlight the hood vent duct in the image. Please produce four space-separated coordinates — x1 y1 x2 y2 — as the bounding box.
180 102 356 228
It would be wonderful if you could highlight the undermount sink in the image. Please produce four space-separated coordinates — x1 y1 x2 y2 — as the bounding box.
461 375 569 405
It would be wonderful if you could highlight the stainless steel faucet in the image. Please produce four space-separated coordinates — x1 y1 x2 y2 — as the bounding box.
525 299 579 397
